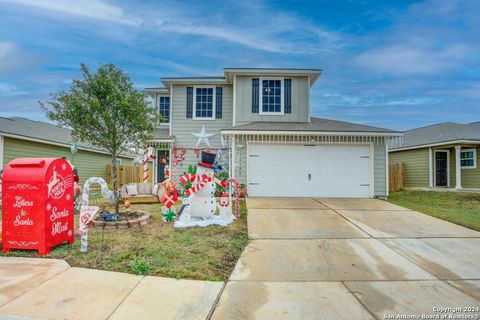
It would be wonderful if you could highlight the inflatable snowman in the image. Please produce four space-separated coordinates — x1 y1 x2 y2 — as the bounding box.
175 152 233 228
188 152 218 219
217 192 235 223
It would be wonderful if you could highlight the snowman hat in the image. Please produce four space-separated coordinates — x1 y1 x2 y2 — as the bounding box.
198 151 217 168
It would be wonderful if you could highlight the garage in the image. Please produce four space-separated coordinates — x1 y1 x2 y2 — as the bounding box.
247 144 372 198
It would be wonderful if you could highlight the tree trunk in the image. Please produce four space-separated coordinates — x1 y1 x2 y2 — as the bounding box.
112 154 120 214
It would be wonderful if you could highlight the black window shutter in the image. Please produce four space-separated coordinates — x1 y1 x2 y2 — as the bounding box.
216 87 223 119
186 86 193 118
284 78 292 114
252 78 259 113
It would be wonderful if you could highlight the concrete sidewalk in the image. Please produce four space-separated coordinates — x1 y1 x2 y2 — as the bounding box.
0 257 222 320
211 197 480 320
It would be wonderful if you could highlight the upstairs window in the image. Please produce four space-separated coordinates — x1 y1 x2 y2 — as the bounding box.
159 96 170 123
260 78 283 114
460 149 476 168
194 87 215 119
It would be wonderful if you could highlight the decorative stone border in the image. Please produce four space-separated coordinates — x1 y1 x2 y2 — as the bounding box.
92 211 150 230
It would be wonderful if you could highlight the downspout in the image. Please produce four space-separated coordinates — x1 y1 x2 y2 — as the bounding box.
0 135 4 169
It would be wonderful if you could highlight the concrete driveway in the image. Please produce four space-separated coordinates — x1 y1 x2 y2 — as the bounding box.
211 197 480 320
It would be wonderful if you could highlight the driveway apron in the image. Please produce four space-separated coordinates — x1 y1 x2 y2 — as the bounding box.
211 197 480 320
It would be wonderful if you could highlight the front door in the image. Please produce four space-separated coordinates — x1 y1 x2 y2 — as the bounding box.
435 152 448 187
157 150 169 183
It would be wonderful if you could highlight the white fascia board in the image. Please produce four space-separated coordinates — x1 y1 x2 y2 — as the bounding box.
145 87 169 94
0 132 135 159
161 78 227 87
221 130 403 137
224 68 322 85
389 140 480 152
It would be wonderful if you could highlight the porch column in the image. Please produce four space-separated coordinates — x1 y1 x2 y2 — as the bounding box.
455 145 462 189
428 147 433 188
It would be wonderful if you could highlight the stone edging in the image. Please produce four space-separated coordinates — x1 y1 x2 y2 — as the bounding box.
92 211 151 230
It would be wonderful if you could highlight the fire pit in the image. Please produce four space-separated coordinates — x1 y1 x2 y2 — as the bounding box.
92 211 150 230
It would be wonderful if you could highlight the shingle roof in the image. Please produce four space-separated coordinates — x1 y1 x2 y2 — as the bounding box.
391 122 480 150
153 128 172 141
222 117 400 134
0 117 135 157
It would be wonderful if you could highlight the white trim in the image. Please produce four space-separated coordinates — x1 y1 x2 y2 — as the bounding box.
258 77 284 115
385 142 389 197
232 74 237 127
433 150 450 188
390 140 480 152
455 146 462 189
0 135 4 169
307 75 311 123
222 130 402 137
157 94 170 126
0 132 135 158
192 85 216 121
460 148 477 169
428 147 433 188
169 84 173 136
369 143 374 198
162 78 227 86
231 136 236 179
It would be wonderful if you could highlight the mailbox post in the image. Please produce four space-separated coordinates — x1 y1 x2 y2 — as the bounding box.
1 158 74 255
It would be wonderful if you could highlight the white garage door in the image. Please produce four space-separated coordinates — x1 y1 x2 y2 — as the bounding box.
247 144 372 198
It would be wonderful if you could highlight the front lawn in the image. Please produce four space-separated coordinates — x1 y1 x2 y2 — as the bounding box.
387 191 480 231
1 201 248 281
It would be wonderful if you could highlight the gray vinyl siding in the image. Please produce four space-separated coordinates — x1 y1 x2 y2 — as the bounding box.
170 84 233 168
235 76 309 126
374 143 387 196
389 148 430 187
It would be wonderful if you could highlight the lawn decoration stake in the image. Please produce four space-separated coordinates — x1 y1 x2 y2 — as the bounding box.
77 177 115 252
225 178 241 219
143 146 156 183
174 151 232 228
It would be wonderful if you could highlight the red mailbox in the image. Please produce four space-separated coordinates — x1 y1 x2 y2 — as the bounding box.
2 158 74 255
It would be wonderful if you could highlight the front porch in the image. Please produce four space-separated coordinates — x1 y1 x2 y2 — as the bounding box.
429 143 479 190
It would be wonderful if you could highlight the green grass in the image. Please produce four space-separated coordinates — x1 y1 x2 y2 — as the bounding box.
1 201 249 281
387 191 480 231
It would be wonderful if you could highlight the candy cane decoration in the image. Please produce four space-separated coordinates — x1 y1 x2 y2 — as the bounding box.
143 146 155 183
226 178 241 218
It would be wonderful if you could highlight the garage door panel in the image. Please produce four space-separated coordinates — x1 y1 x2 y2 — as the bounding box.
248 144 371 198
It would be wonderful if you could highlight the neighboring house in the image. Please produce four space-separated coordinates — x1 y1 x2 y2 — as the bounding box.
0 117 134 184
146 68 402 198
389 122 480 190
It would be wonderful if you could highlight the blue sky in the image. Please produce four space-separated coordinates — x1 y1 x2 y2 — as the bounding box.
0 0 478 130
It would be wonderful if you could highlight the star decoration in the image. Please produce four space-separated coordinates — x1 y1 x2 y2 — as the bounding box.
62 163 67 171
46 203 52 211
66 194 71 201
192 125 214 148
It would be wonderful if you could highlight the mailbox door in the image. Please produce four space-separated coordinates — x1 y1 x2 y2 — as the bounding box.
44 159 74 248
2 181 44 250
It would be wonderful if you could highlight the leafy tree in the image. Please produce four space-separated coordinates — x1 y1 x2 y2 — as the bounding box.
41 63 159 213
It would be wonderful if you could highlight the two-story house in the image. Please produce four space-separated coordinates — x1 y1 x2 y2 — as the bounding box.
146 68 402 198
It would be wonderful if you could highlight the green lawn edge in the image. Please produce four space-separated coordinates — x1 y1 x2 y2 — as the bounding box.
386 190 480 231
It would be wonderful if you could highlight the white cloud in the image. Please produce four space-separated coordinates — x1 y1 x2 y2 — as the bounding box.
0 82 27 96
0 0 141 25
0 41 16 59
353 44 471 75
1 0 340 54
